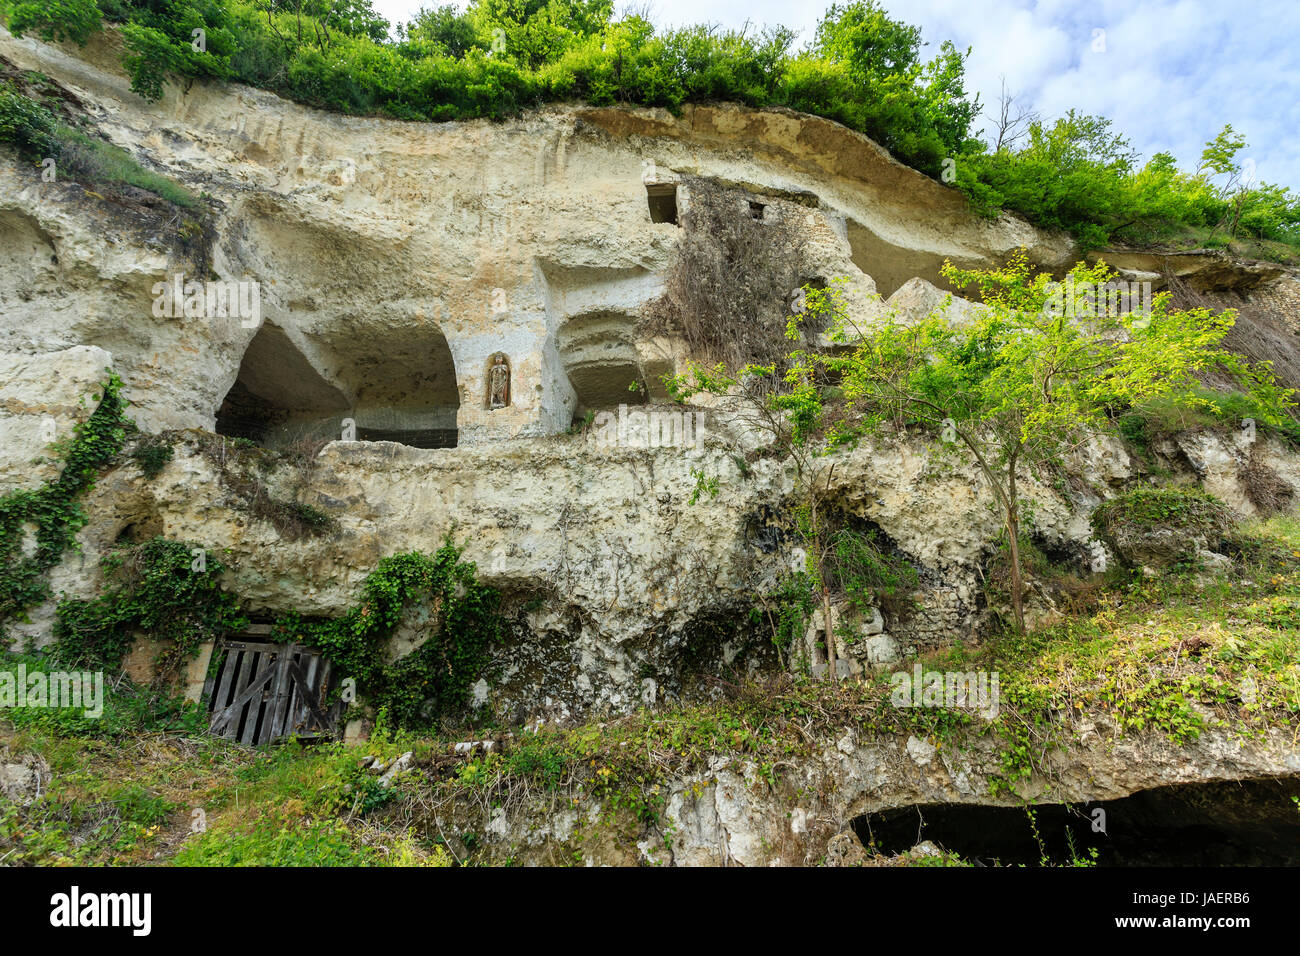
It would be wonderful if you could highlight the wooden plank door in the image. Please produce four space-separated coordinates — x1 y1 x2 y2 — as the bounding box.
205 633 341 745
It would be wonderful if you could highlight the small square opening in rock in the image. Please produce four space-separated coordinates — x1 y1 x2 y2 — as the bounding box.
646 183 678 225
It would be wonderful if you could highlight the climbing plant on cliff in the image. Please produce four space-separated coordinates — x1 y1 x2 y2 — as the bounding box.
799 252 1295 630
668 345 855 683
273 544 504 728
0 372 131 635
54 537 248 672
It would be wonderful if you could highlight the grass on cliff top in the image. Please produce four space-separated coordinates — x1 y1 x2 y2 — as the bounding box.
0 74 199 209
1 517 1297 866
51 125 199 209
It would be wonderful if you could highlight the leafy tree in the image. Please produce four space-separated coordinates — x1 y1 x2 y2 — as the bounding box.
676 254 1293 636
785 1 979 176
468 0 612 70
398 4 483 58
956 110 1136 247
798 252 1292 628
5 0 102 44
810 0 922 76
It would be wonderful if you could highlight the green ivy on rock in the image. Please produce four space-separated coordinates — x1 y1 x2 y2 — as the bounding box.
273 545 504 729
0 372 131 635
54 537 248 672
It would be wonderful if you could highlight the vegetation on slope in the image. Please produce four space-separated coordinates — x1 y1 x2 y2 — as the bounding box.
1 0 1297 256
0 71 200 206
2 515 1296 865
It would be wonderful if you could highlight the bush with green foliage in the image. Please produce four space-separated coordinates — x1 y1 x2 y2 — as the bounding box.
54 537 248 671
273 543 504 727
827 524 919 619
0 80 199 206
129 435 174 478
53 125 199 206
955 114 1300 251
0 81 59 159
1118 386 1300 454
5 0 102 44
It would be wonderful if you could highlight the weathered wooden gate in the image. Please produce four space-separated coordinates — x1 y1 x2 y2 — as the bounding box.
205 627 342 746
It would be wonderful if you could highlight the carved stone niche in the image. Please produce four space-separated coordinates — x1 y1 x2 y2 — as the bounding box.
485 352 511 410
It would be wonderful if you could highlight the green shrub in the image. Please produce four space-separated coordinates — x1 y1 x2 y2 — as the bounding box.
1118 387 1300 451
273 543 504 727
0 82 59 160
827 525 919 618
173 811 377 866
129 436 174 479
0 650 210 736
1090 487 1235 551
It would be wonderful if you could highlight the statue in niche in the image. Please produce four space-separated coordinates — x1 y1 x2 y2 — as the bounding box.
487 353 511 410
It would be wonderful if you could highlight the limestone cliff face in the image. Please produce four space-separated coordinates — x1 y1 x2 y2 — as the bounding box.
2 28 1299 722
0 26 1071 444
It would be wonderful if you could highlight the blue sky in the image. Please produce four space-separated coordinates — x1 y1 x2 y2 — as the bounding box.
368 0 1300 191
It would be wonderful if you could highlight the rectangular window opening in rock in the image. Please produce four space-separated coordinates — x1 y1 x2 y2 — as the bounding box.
646 183 678 225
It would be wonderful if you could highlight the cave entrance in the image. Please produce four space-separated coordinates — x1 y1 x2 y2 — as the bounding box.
216 321 461 450
556 309 648 417
339 324 460 450
851 777 1300 866
215 322 350 447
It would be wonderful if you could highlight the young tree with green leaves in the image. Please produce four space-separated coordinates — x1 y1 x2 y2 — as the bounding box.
801 252 1292 629
673 252 1293 637
668 352 852 682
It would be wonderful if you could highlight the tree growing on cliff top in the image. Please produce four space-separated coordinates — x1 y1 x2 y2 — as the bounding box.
674 252 1294 636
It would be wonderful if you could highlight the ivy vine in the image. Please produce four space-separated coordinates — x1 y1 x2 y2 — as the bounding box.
54 537 248 674
0 372 131 634
273 544 504 728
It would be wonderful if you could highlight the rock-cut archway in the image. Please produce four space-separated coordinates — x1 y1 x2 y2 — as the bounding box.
215 322 350 446
329 322 461 449
556 309 647 416
215 321 461 449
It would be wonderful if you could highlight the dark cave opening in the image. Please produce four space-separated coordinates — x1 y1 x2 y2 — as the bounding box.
215 321 460 450
353 425 458 449
851 777 1300 866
